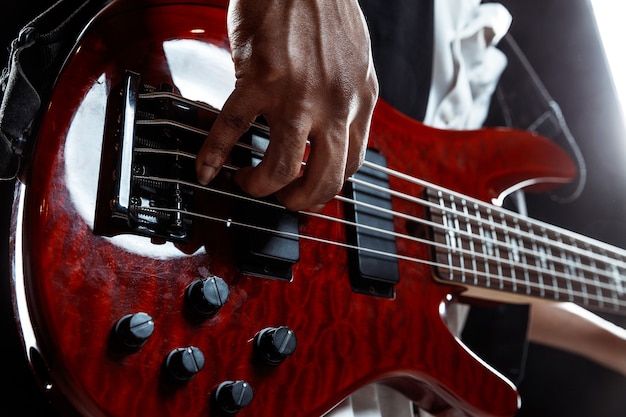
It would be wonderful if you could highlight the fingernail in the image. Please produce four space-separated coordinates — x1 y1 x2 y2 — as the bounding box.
198 165 216 185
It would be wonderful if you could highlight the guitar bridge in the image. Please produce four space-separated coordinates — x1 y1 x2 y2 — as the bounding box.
94 71 299 280
95 71 208 243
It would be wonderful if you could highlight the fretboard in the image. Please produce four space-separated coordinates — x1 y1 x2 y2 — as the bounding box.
426 187 626 315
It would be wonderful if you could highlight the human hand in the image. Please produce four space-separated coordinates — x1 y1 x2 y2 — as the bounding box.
195 0 378 212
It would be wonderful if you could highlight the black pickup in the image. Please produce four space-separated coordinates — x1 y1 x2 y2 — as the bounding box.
344 149 400 298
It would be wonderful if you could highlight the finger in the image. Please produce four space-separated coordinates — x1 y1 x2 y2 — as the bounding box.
234 115 311 198
196 89 259 185
276 126 349 212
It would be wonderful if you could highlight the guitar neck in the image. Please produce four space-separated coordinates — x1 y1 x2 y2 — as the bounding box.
426 186 626 314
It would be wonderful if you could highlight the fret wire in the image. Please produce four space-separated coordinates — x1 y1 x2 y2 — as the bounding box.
424 204 558 284
438 191 455 281
543 229 561 300
450 196 467 283
514 217 533 296
422 185 626 271
500 212 517 293
588 245 604 308
475 204 492 289
556 233 576 302
486 208 505 291
586 244 604 309
612 256 624 295
609 259 624 310
572 239 590 306
527 224 544 297
462 200 480 286
599 248 617 308
592 248 615 310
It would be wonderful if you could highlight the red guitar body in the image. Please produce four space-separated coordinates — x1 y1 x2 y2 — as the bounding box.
10 1 576 417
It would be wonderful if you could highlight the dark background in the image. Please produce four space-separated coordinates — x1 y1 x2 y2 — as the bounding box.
2 0 626 416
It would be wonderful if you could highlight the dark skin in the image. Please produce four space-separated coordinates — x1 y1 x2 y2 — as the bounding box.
195 0 379 212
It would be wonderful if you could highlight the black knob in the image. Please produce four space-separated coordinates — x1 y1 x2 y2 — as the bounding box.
164 346 205 382
186 276 230 317
254 326 297 365
214 380 254 414
112 312 154 349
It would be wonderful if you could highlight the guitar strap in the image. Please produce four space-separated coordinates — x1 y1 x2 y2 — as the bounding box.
0 0 111 180
491 34 587 203
464 32 588 386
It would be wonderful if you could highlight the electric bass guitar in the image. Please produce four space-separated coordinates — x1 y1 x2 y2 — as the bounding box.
10 1 626 417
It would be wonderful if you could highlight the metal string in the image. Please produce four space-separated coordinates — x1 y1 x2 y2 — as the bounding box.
132 94 626 310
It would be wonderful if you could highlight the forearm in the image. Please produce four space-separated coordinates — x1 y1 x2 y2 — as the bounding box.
528 301 626 376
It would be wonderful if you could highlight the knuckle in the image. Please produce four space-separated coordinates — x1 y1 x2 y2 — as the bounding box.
277 169 345 212
242 160 302 199
368 69 380 97
324 178 345 198
222 111 251 132
346 149 366 178
310 174 344 203
201 136 231 161
272 159 302 183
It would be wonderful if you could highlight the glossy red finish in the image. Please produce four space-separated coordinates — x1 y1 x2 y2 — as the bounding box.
13 1 576 417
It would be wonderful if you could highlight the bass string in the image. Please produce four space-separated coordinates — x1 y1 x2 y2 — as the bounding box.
134 171 626 308
134 146 626 289
345 175 626 286
148 201 626 310
136 134 626 273
137 104 610 269
133 143 626 293
130 98 626 307
359 161 626 271
138 93 611 270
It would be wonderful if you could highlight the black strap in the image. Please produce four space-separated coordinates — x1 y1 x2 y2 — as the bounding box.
491 34 587 203
0 0 111 180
